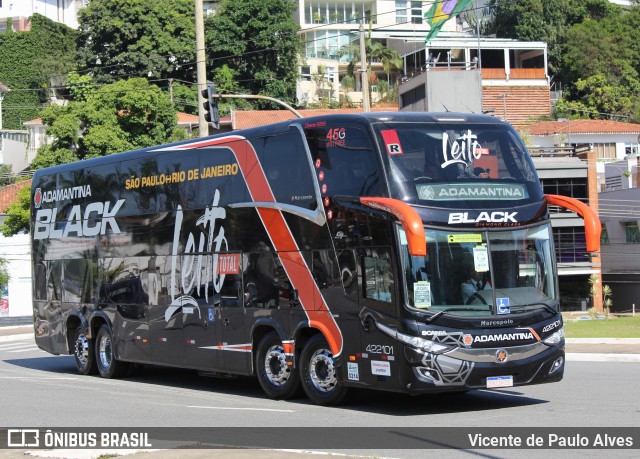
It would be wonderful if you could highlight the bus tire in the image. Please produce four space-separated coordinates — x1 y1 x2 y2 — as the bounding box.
95 324 128 379
255 332 301 399
300 334 348 406
73 326 97 375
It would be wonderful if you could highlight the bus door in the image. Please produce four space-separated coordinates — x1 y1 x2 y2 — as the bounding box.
149 255 185 366
207 252 247 374
357 247 401 388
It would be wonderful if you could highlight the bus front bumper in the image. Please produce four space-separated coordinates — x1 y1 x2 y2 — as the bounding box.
404 343 565 393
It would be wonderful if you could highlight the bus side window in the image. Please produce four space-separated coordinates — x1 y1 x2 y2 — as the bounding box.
258 130 317 211
63 259 95 304
362 249 394 303
244 250 279 309
35 263 47 301
47 261 62 302
304 125 383 197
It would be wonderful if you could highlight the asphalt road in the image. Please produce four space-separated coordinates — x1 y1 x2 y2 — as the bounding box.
0 331 638 458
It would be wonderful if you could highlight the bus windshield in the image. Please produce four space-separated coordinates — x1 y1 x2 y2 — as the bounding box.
375 122 541 205
400 223 558 317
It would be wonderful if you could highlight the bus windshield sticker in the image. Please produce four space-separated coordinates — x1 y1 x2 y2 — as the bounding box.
447 234 482 244
347 362 359 381
497 298 510 315
326 128 346 148
380 129 404 155
473 245 489 272
416 183 528 201
414 281 431 308
441 129 481 168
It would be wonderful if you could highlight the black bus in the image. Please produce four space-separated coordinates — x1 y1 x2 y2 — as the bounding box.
31 112 600 405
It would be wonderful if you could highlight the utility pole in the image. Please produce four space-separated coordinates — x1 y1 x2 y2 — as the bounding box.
359 22 370 112
195 0 209 137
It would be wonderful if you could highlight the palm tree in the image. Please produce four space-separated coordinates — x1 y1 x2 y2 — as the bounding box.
337 25 403 103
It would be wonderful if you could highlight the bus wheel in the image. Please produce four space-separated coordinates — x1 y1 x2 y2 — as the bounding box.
73 326 97 375
95 324 129 378
256 332 300 399
300 335 348 406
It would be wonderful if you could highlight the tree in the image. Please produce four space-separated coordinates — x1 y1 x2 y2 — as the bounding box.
486 0 618 80
76 0 196 83
337 26 403 103
31 77 183 168
0 14 76 129
0 184 31 237
205 0 301 106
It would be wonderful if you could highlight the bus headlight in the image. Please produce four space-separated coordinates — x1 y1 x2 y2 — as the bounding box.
396 331 451 354
543 328 565 346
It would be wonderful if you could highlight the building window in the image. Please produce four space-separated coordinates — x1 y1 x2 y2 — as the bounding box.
300 65 312 81
593 143 616 160
625 143 638 157
553 227 587 263
541 177 588 207
625 221 640 243
411 1 423 24
395 1 407 23
601 224 609 245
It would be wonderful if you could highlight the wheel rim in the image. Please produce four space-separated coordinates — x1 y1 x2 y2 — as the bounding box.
75 333 89 367
264 344 290 386
309 348 337 393
98 333 112 369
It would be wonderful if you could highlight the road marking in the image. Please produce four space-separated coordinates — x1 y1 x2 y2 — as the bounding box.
7 347 39 353
187 405 297 413
566 353 640 363
0 376 79 380
0 343 36 350
0 333 34 343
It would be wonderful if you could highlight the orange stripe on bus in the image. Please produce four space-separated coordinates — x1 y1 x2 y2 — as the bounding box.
183 135 344 357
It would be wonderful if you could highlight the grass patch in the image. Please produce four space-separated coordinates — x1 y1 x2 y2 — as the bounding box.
564 316 640 338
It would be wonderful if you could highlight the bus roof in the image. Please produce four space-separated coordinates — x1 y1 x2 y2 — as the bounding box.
31 112 510 179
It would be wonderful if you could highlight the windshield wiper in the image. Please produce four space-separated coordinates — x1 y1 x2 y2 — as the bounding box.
425 306 491 323
511 302 558 316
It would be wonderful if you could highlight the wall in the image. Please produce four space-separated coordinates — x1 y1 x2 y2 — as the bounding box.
0 233 32 319
399 69 482 113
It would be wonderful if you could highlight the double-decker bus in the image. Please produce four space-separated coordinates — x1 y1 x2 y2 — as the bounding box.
31 112 600 405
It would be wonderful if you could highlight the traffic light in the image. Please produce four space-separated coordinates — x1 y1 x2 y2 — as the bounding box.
201 81 220 129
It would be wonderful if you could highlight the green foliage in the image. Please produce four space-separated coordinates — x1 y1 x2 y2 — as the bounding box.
0 14 76 129
76 0 196 83
210 65 253 116
0 184 31 237
0 165 17 187
30 78 178 167
0 257 9 287
489 0 640 122
487 0 618 78
205 0 302 107
564 316 640 338
170 82 197 115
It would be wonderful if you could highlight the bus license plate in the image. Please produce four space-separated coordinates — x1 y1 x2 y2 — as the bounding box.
486 375 513 388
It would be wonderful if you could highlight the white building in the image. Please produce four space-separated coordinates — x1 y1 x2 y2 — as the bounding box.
0 0 87 31
0 233 32 320
295 0 467 105
526 119 640 192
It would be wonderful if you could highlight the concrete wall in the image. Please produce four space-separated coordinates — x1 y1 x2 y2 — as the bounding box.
399 70 482 113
